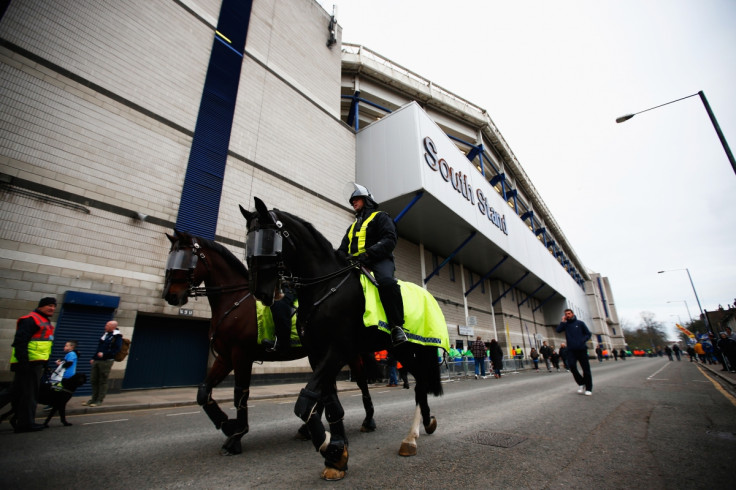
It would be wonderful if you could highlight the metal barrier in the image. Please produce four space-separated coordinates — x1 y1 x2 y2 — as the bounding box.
440 355 533 381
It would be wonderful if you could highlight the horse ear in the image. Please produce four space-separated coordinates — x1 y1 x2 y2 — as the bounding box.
166 231 177 244
239 204 253 223
253 197 274 225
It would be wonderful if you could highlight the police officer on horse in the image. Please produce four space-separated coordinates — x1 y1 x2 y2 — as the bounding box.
337 183 407 346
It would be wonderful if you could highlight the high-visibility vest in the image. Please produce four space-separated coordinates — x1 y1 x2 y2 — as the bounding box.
347 211 380 256
10 311 54 363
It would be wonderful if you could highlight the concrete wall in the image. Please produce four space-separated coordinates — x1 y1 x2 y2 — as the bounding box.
0 0 353 381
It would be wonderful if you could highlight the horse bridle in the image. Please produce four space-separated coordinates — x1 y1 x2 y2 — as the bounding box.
168 236 250 298
247 213 359 292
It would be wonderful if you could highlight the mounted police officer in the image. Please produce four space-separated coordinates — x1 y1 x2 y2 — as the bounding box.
264 287 296 353
338 183 407 346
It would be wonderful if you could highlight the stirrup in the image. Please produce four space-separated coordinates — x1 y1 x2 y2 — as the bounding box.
263 339 277 353
390 326 407 346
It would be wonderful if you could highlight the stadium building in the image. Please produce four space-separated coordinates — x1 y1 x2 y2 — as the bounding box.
0 0 622 393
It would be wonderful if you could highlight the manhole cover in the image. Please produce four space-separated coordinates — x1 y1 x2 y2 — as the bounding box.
468 431 527 448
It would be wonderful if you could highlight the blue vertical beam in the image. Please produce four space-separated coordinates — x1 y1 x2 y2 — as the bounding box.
520 210 534 233
465 255 509 296
597 277 610 318
518 283 545 307
424 231 477 284
535 227 547 247
344 91 359 129
175 0 253 239
393 191 424 224
492 271 530 306
478 148 486 177
505 189 518 215
533 291 557 312
353 95 360 130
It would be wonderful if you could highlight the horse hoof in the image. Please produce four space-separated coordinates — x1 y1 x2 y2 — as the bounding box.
296 424 311 440
220 437 242 456
321 467 346 481
398 441 417 457
424 416 437 434
360 419 376 432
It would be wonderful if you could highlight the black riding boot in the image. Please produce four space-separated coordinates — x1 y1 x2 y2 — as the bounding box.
390 326 407 346
378 281 406 346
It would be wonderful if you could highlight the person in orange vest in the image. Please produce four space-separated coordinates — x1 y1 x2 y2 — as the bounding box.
2 297 56 432
374 350 389 384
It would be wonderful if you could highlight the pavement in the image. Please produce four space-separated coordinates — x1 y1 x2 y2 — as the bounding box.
45 358 736 418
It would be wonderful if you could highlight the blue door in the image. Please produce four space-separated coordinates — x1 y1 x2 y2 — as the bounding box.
122 315 209 389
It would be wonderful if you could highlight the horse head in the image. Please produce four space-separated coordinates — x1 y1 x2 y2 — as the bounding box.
162 230 205 306
239 198 286 306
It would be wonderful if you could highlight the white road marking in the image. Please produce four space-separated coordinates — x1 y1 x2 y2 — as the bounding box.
647 363 670 380
166 411 200 416
83 419 128 425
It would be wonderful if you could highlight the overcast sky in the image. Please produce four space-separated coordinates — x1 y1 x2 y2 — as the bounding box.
322 0 736 338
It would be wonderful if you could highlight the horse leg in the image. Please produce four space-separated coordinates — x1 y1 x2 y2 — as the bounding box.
294 385 349 481
398 385 436 456
348 357 376 432
417 386 437 434
296 402 322 441
198 355 231 431
320 391 349 480
399 405 422 457
220 386 250 455
220 356 253 456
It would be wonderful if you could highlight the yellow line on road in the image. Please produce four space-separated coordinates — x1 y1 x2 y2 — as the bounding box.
698 365 736 407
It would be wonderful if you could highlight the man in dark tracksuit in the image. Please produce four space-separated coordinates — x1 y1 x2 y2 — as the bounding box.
556 308 593 395
338 184 407 346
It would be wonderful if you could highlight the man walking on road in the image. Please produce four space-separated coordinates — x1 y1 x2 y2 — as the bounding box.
556 309 593 396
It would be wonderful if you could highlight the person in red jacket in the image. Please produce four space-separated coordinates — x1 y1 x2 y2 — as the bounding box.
1 297 57 432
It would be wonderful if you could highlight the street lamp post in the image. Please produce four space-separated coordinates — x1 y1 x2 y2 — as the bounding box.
666 300 694 323
658 268 711 334
616 91 736 176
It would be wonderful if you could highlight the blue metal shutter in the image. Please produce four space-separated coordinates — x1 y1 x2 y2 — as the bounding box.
51 292 120 397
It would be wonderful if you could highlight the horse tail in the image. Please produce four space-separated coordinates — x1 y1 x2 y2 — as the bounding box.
422 345 443 397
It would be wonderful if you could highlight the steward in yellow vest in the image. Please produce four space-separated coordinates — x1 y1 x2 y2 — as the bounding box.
337 183 407 346
3 297 56 432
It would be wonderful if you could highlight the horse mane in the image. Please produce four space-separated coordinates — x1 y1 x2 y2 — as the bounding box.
277 210 336 255
177 231 249 277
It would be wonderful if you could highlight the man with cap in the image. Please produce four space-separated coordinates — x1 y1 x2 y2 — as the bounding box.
337 183 407 346
4 297 56 432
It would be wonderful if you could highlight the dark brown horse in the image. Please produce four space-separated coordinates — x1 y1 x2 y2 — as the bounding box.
162 230 376 455
241 199 445 480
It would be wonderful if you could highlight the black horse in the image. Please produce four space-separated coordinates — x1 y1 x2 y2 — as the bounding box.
162 230 376 456
241 198 445 481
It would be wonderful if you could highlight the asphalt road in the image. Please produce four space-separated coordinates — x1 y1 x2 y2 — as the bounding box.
1 358 734 489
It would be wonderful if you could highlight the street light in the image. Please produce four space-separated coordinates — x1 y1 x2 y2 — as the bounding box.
666 300 694 323
658 268 711 333
616 91 736 176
